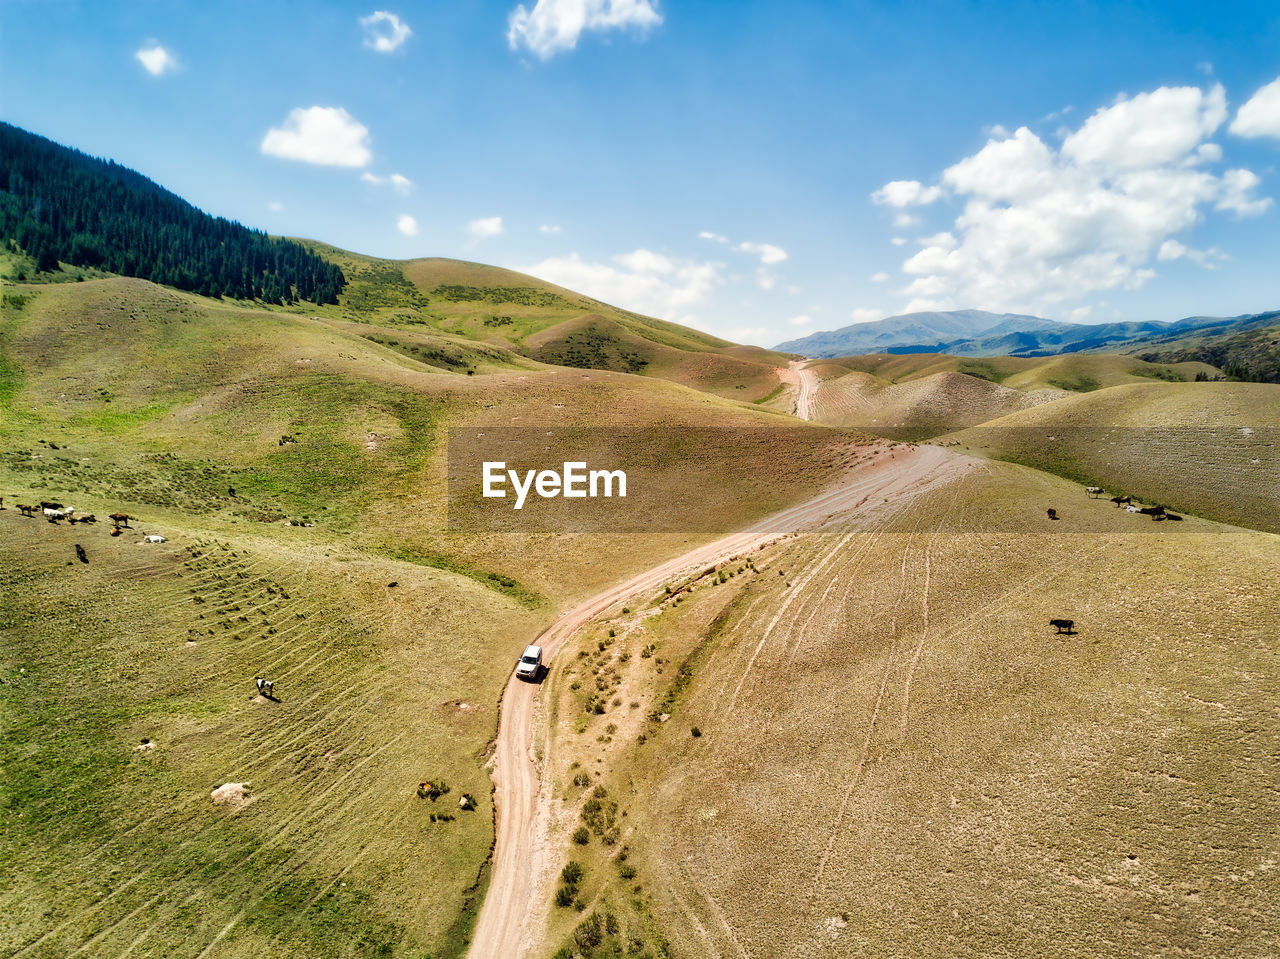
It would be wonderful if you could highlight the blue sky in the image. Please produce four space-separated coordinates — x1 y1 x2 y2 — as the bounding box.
4 0 1280 345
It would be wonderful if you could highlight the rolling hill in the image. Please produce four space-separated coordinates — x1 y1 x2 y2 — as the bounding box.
0 272 869 959
797 352 1219 440
308 245 794 402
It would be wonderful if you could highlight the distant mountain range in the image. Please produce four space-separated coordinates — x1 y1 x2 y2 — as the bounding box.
774 308 1280 359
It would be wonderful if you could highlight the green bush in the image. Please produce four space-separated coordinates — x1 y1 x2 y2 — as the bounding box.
571 826 590 845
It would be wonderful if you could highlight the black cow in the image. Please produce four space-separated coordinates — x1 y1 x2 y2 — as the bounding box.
1050 618 1075 634
75 544 88 565
1110 495 1131 507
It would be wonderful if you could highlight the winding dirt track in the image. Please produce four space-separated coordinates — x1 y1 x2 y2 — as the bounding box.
466 442 971 958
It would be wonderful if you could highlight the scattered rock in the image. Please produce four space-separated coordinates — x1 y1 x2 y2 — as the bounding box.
211 782 250 806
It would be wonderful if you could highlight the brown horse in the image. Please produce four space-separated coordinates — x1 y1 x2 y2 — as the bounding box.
109 512 132 528
17 504 38 517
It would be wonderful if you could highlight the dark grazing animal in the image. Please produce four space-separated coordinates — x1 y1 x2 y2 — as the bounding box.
40 500 64 510
75 544 88 564
108 512 132 527
1050 618 1075 634
17 504 37 517
1046 508 1058 520
1110 495 1131 507
1138 505 1165 516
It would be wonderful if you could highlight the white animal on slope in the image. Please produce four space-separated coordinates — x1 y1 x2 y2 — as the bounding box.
1125 504 1141 513
43 508 65 520
143 534 167 544
1086 486 1104 497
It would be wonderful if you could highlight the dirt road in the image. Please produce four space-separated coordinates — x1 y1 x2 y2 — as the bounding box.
777 359 820 421
466 442 971 959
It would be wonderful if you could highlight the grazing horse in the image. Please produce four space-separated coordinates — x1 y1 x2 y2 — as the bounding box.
75 544 88 564
17 504 37 517
1086 486 1104 498
109 512 132 528
1050 618 1075 634
1111 495 1131 507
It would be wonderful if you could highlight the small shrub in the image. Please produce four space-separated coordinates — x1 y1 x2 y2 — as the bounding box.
554 886 574 908
571 826 590 845
618 864 637 880
561 861 585 885
572 772 591 787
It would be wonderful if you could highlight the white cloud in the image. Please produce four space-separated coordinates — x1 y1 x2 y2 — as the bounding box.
136 44 178 76
1157 239 1226 268
755 269 776 291
360 11 411 52
735 241 788 264
508 0 661 60
468 216 504 239
872 179 943 207
1230 76 1280 139
1061 84 1227 172
397 214 419 236
849 308 882 324
893 212 919 228
362 171 415 194
267 200 284 212
869 271 890 283
698 230 728 243
1217 168 1273 216
261 107 372 167
540 224 562 234
885 83 1270 314
518 249 721 320
787 314 812 327
919 232 957 250
1067 305 1093 323
890 237 907 246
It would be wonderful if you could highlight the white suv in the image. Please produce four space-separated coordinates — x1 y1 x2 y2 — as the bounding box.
515 644 542 681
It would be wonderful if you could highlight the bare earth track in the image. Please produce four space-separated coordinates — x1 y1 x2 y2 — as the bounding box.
467 442 973 958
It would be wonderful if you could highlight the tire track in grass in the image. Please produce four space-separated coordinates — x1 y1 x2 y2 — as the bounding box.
51 729 412 958
10 624 408 958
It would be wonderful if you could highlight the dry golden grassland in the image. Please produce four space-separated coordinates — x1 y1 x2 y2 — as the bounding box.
802 353 1221 440
944 382 1280 534
540 460 1279 958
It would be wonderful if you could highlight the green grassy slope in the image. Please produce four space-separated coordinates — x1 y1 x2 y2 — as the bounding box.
298 243 793 402
0 275 865 959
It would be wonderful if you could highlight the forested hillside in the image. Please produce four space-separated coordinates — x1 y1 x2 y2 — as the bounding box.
0 123 344 304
